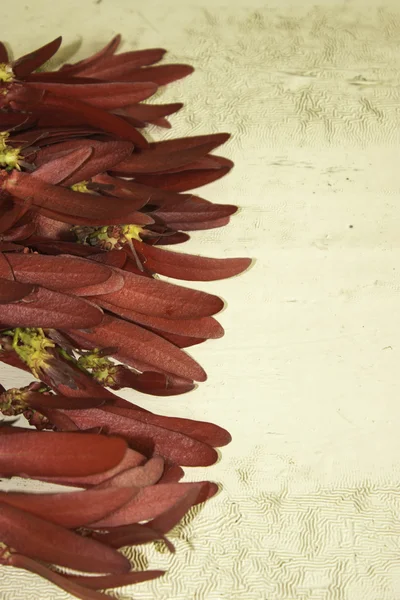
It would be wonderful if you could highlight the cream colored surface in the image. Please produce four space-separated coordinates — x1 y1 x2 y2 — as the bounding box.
2 1 400 598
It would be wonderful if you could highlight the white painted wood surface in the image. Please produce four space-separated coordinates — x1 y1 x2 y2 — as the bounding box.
2 1 400 598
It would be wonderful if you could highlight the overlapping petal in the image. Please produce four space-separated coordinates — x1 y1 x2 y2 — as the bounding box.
0 33 250 600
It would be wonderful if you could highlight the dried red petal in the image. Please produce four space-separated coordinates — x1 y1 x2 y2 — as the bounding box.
0 429 127 477
0 502 130 572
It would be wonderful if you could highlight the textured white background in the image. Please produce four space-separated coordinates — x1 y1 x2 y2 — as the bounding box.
2 0 400 598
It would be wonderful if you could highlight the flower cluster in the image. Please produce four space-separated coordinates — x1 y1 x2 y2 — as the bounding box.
0 35 249 598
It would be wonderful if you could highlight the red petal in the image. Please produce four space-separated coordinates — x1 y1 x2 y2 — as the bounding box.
35 139 135 184
29 81 157 106
154 196 237 223
103 405 231 448
34 448 145 488
58 35 121 74
115 369 195 396
78 48 167 75
0 430 127 477
64 408 218 466
113 136 230 175
93 523 174 551
149 484 204 533
7 171 142 224
32 146 94 185
71 314 207 382
97 301 224 339
40 92 148 146
166 216 231 231
0 503 130 572
134 240 252 281
12 37 62 78
149 133 230 153
95 456 164 489
133 166 232 191
5 253 112 292
95 269 223 318
89 482 214 528
94 63 193 85
121 102 183 122
0 487 138 528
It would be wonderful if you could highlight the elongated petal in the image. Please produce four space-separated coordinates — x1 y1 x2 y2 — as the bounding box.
132 166 232 191
148 485 203 533
150 133 230 153
6 171 142 224
36 139 134 186
109 367 195 396
89 481 215 528
0 502 131 573
32 146 94 185
97 301 224 339
78 47 167 75
113 138 230 175
165 216 231 231
8 555 112 600
95 269 223 318
93 523 174 551
121 102 183 122
153 196 237 224
92 173 188 208
81 89 158 110
0 487 138 528
71 315 207 382
12 37 62 78
7 251 125 298
64 407 217 466
5 253 112 292
0 430 127 477
12 126 103 147
34 448 146 488
95 456 164 489
158 155 229 174
57 34 121 74
94 63 193 85
29 80 157 104
40 92 148 146
102 405 231 448
134 240 252 281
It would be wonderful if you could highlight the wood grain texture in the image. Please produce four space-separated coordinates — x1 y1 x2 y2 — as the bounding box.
2 1 400 598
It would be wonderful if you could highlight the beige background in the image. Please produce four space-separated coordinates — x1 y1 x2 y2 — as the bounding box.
2 0 400 598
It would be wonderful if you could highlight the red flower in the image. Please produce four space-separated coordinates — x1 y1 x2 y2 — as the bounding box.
0 423 215 599
0 33 247 599
0 380 230 468
0 35 192 144
0 250 232 387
